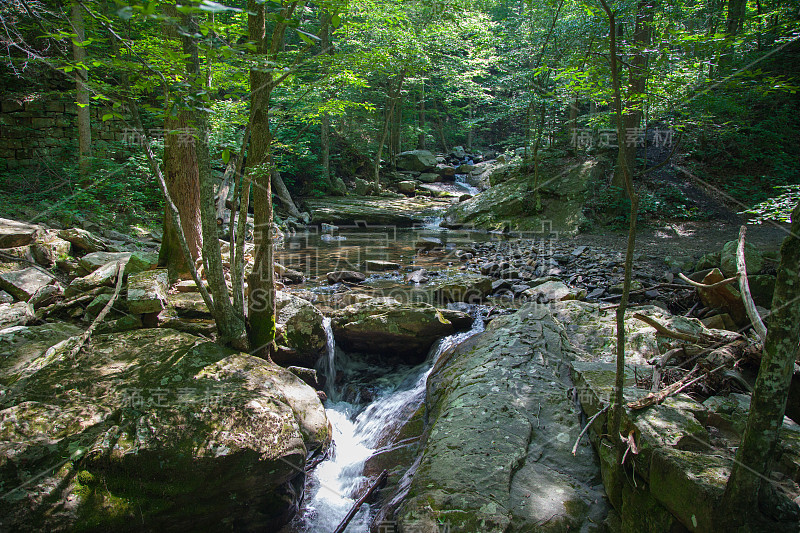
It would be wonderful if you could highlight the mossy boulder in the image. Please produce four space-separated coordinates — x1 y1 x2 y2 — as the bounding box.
273 291 327 368
443 158 605 235
0 327 328 532
427 272 493 303
330 298 472 362
720 239 764 277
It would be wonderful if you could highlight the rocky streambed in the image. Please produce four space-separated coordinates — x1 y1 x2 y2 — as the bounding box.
2 213 799 532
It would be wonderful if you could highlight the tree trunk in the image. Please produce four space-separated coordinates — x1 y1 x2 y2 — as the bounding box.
720 201 800 525
721 0 747 67
613 0 653 189
272 169 302 218
246 0 297 358
71 2 91 178
417 82 426 149
160 110 203 279
319 14 334 190
600 0 640 509
183 13 244 345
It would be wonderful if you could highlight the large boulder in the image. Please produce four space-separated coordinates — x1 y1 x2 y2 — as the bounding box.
0 218 42 248
0 267 54 301
330 298 472 362
444 158 605 235
64 261 118 297
273 291 327 368
396 150 437 172
395 303 608 531
77 251 156 276
0 327 328 532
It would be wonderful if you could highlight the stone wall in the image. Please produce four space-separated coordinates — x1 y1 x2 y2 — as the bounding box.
0 93 130 172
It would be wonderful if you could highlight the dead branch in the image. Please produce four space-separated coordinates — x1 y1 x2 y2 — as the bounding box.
333 470 388 533
737 226 767 342
65 260 126 358
628 363 728 410
678 272 739 289
572 404 610 456
35 286 107 318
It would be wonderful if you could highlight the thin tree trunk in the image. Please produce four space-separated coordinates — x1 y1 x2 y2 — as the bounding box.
721 202 800 524
417 82 426 149
613 0 653 189
246 0 297 358
183 13 245 346
71 2 91 178
319 14 334 190
374 74 405 187
600 0 640 509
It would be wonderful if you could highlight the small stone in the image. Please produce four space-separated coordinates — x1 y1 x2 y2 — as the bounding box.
28 284 63 309
571 246 588 257
0 290 13 303
406 269 429 284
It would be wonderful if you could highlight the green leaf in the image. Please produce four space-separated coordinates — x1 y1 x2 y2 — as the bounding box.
102 113 114 122
296 29 321 45
331 14 341 28
221 149 231 164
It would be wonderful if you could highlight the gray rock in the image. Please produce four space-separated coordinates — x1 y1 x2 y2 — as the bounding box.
397 180 417 195
0 267 54 301
397 304 608 531
57 227 107 252
720 240 763 277
273 291 327 368
451 145 467 158
365 260 400 272
0 301 35 329
429 273 493 303
64 261 119 297
354 177 370 195
0 290 13 304
522 280 586 303
127 269 169 314
396 150 437 172
406 269 429 284
327 270 366 284
0 218 42 248
418 172 440 183
30 235 71 267
78 251 156 275
28 283 63 309
331 298 472 362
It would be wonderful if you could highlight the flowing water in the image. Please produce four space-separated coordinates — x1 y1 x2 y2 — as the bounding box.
454 173 482 196
296 310 486 532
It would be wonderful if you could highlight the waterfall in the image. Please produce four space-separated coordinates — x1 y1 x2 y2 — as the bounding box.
454 173 481 196
300 312 486 532
320 317 337 400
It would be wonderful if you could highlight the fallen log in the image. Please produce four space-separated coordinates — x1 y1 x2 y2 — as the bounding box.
333 469 388 533
737 226 767 342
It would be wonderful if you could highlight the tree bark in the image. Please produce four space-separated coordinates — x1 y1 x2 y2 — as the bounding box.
613 0 653 189
721 202 800 524
183 13 245 345
417 82 426 149
272 169 302 218
319 13 334 190
71 2 91 178
246 0 297 358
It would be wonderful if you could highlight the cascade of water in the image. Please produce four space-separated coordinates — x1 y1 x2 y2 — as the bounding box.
454 173 481 196
320 317 337 400
301 312 486 532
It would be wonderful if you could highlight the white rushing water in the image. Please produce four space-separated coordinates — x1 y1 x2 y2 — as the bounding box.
299 312 485 532
454 173 482 196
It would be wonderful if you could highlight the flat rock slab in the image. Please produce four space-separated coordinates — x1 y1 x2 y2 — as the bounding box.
127 269 169 314
331 298 472 363
0 267 54 301
78 251 157 275
365 260 401 272
0 218 42 248
305 196 451 227
57 227 108 253
522 280 587 303
64 261 118 297
397 303 608 531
